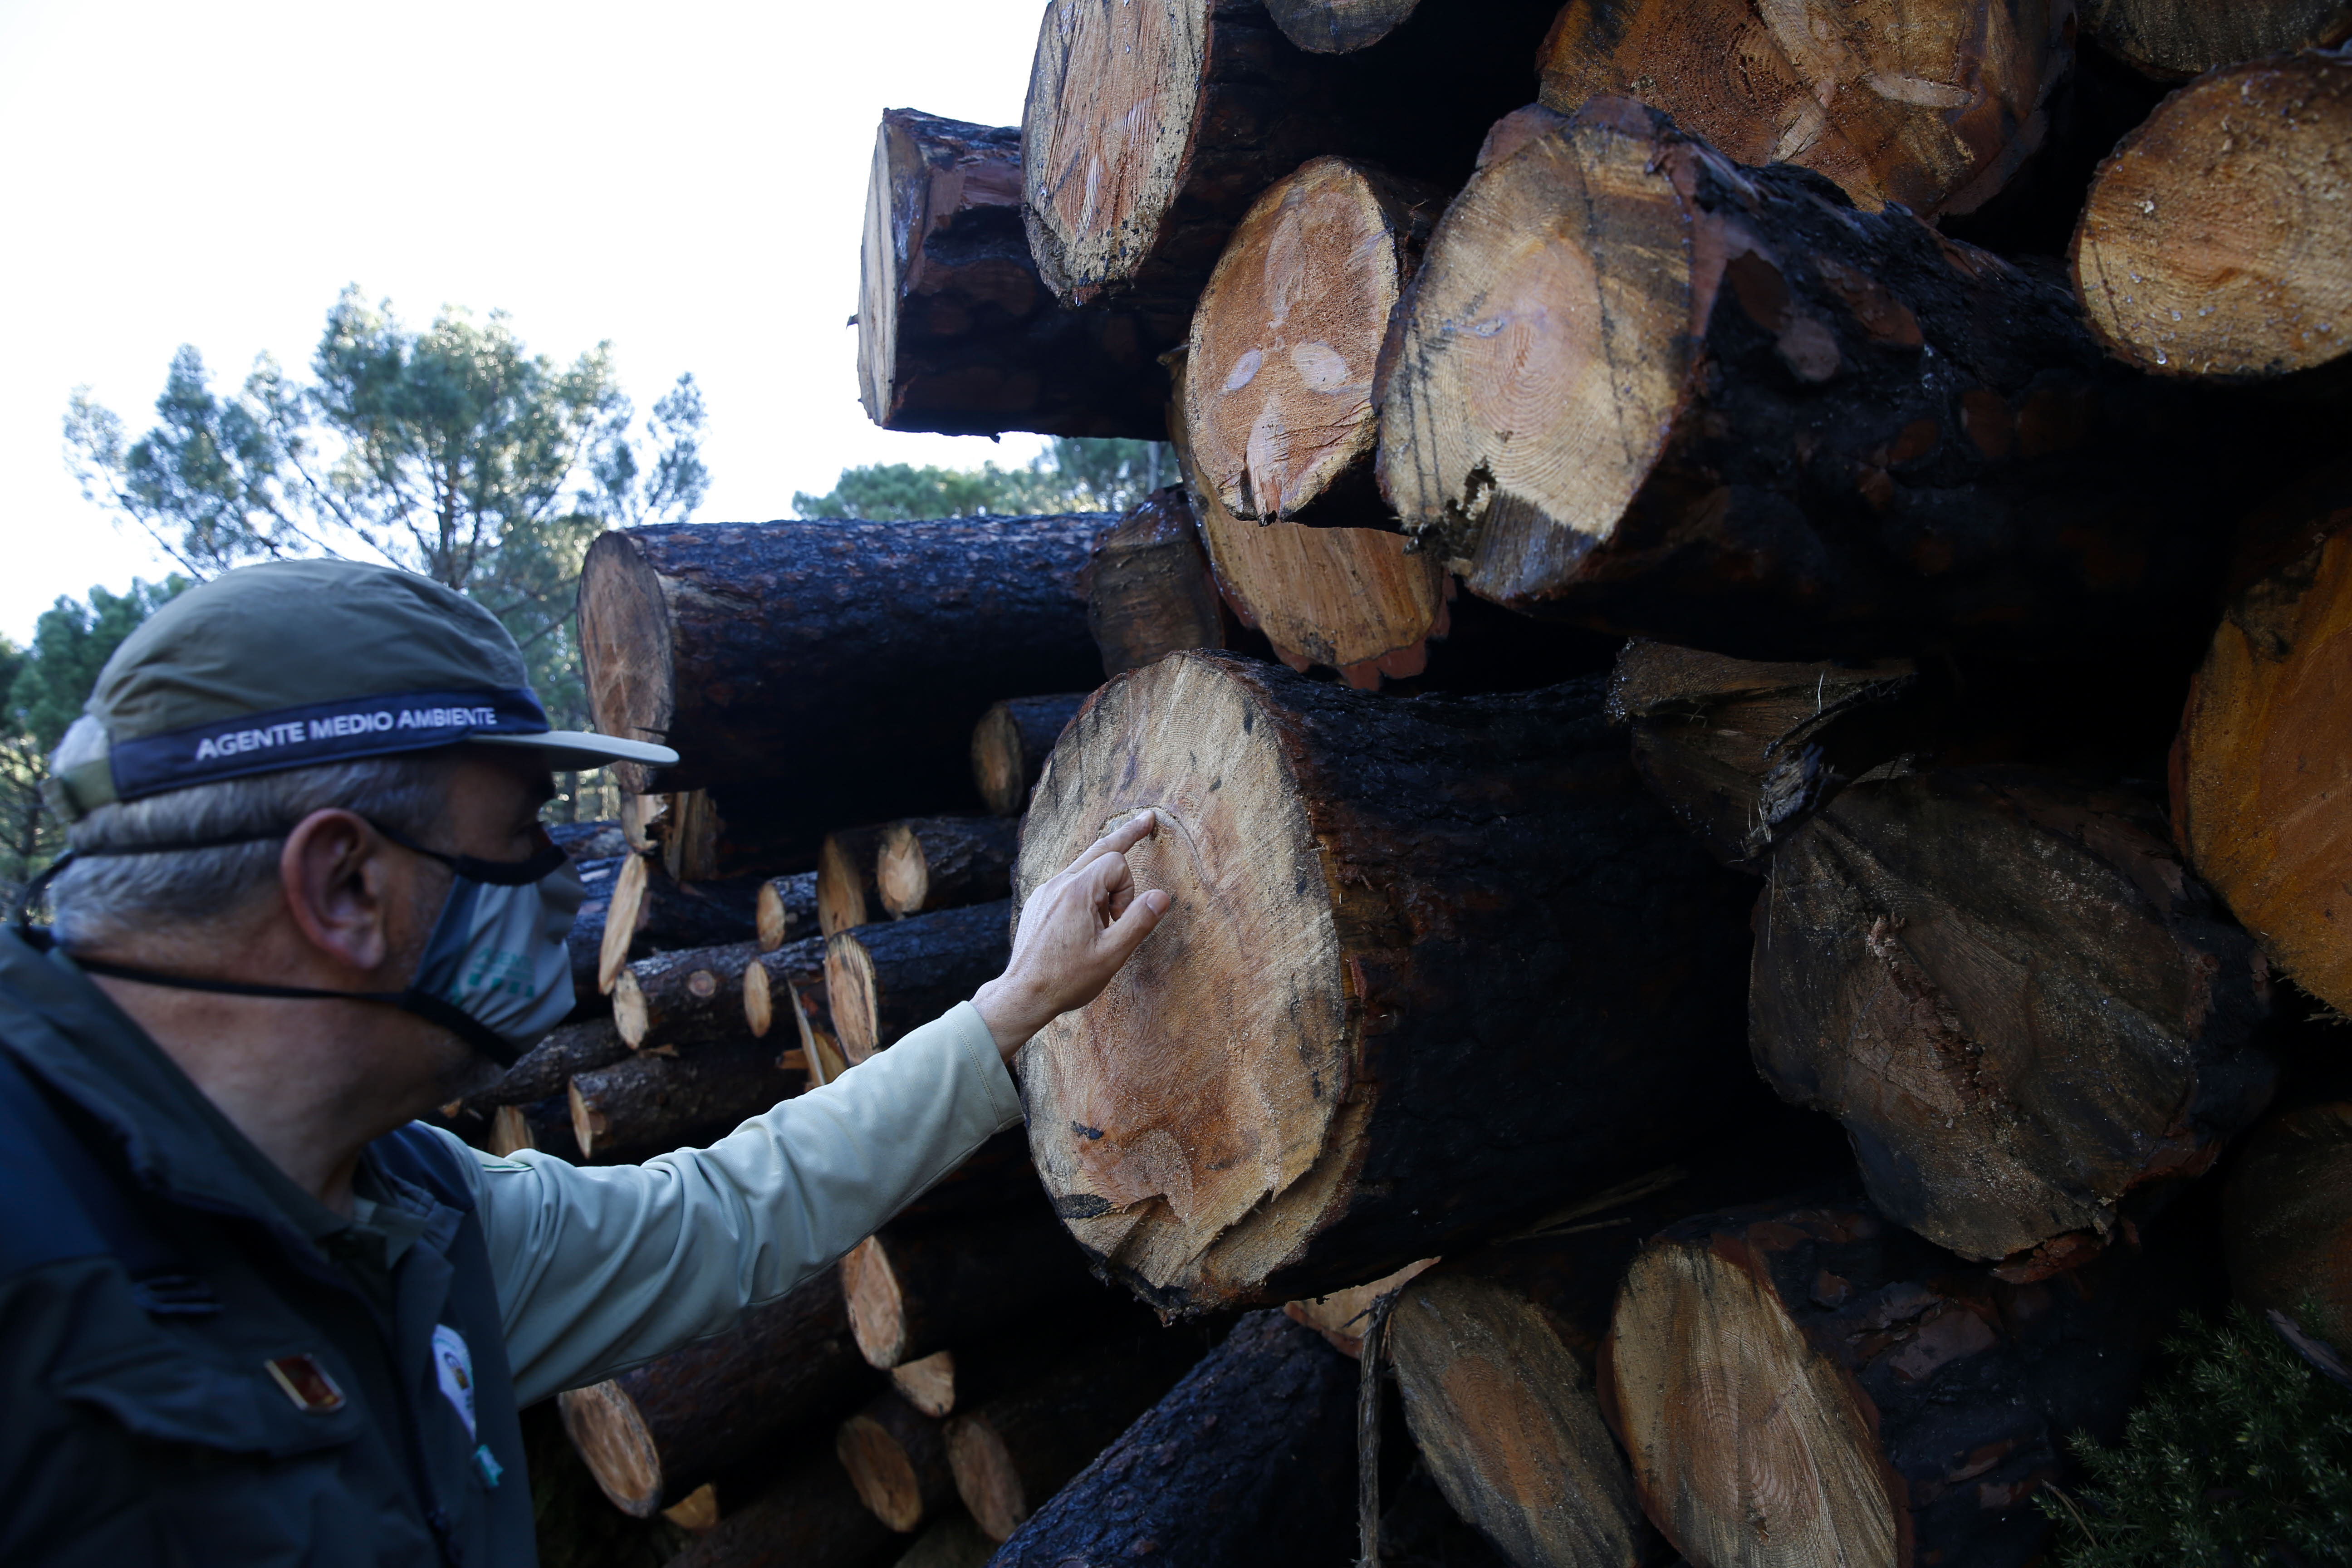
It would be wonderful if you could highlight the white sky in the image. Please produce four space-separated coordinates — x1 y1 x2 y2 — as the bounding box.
0 0 1053 644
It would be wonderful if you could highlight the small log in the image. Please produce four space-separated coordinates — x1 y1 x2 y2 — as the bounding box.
2226 1102 2352 1350
1537 0 2071 218
567 1036 802 1161
487 1102 551 1158
1378 99 2234 660
2082 0 2352 78
971 694 1086 817
1753 766 2275 1271
663 1483 722 1532
859 107 1169 439
1606 641 1918 871
2074 50 2352 380
1015 651 1755 1314
666 1454 902 1568
825 900 1012 1063
988 1312 1356 1566
614 941 762 1051
1087 488 1226 678
818 826 890 938
838 1391 956 1533
1602 1195 2166 1568
579 518 1110 859
564 854 625 1003
559 1268 875 1516
1284 1258 1438 1358
1184 156 1438 526
596 854 764 994
891 1511 995 1568
741 935 828 1040
841 1205 1108 1370
470 1017 632 1110
1172 352 1446 686
887 1334 1074 1421
945 1329 1205 1542
757 871 819 951
877 816 1020 919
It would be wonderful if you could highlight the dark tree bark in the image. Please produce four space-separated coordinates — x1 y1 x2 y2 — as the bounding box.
1602 1194 2175 1568
1088 488 1226 678
819 826 891 938
567 1036 803 1161
887 1331 1078 1421
837 1391 956 1534
468 1017 630 1110
859 107 1169 438
877 816 1020 919
756 871 818 951
741 935 827 1042
1379 98 2239 662
971 693 1087 817
1264 0 1423 51
840 1203 1114 1369
1014 651 1756 1315
990 1312 1357 1567
2081 0 2352 78
1605 641 1918 871
595 854 765 995
613 940 763 1051
825 900 1012 1063
1753 766 2276 1273
664 1452 902 1568
579 517 1112 860
2226 1101 2352 1351
892 1127 1053 1225
559 1269 877 1516
485 1097 574 1160
945 1328 1207 1541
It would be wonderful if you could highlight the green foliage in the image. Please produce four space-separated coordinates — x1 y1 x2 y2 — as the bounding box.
2043 1305 2352 1566
794 437 1171 520
63 288 709 732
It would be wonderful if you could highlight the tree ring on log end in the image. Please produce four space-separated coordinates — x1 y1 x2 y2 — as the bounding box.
1021 0 1211 303
1014 653 1350 1309
1609 1241 1901 1568
578 532 676 797
557 1382 664 1517
1377 108 1695 604
1186 157 1411 523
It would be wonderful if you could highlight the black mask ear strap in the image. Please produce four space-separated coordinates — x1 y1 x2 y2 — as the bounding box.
63 955 525 1069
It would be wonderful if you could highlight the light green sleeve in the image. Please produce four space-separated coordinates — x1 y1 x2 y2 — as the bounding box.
421 1001 1024 1406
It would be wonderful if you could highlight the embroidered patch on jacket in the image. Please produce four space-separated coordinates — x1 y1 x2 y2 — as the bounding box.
432 1323 478 1440
264 1353 347 1413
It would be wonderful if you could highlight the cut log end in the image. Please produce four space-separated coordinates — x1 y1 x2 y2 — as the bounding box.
2083 0 2352 80
942 1416 1026 1544
612 968 651 1047
891 1351 958 1419
2075 50 2352 379
567 1079 607 1160
598 853 651 994
487 1103 536 1157
558 1381 665 1519
972 696 1086 817
843 1235 910 1367
578 534 675 798
743 960 775 1039
1185 157 1430 525
825 934 884 1064
837 1395 949 1534
662 1485 721 1533
877 824 929 918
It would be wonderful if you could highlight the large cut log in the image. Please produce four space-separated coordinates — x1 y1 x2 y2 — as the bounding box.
568 1036 803 1161
614 941 762 1051
945 1330 1206 1542
971 694 1087 817
825 900 1012 1063
596 853 764 994
579 518 1111 859
877 817 1019 920
2073 50 2352 379
820 826 890 938
559 1268 875 1516
988 1311 1356 1567
1172 352 1446 686
841 1205 1110 1370
2081 0 2352 78
756 871 818 951
1602 1195 2167 1568
838 1392 956 1533
860 107 1169 439
2226 1102 2352 1349
1184 156 1437 526
1377 99 2234 660
1378 1461 1519 1568
1014 650 1755 1314
666 1454 902 1568
2174 468 2352 1017
1606 642 1918 872
1087 489 1226 677
1752 766 2275 1273
741 934 828 1039
1537 0 2071 218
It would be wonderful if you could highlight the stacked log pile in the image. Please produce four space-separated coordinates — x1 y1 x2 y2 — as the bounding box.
543 6 2352 1563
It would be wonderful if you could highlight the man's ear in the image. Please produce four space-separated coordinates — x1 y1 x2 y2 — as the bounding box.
278 810 416 977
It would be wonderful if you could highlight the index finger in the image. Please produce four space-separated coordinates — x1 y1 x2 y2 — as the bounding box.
1068 810 1158 872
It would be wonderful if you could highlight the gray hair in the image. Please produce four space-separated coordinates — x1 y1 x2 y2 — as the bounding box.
49 715 455 948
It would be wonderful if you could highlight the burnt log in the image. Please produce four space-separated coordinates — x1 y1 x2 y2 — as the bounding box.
664 1454 902 1568
825 900 1012 1063
1014 650 1755 1314
567 1036 803 1161
841 1205 1111 1370
757 871 819 951
877 817 1019 920
1087 489 1226 678
837 1392 956 1534
614 941 762 1051
971 694 1087 817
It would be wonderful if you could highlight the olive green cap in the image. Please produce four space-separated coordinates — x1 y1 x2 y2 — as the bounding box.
47 559 676 822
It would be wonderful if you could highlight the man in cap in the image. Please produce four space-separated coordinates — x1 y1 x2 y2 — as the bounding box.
0 559 1170 1566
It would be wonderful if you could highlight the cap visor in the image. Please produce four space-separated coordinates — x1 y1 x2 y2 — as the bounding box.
471 730 680 769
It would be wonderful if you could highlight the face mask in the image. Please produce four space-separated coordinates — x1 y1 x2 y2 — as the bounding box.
18 819 585 1068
